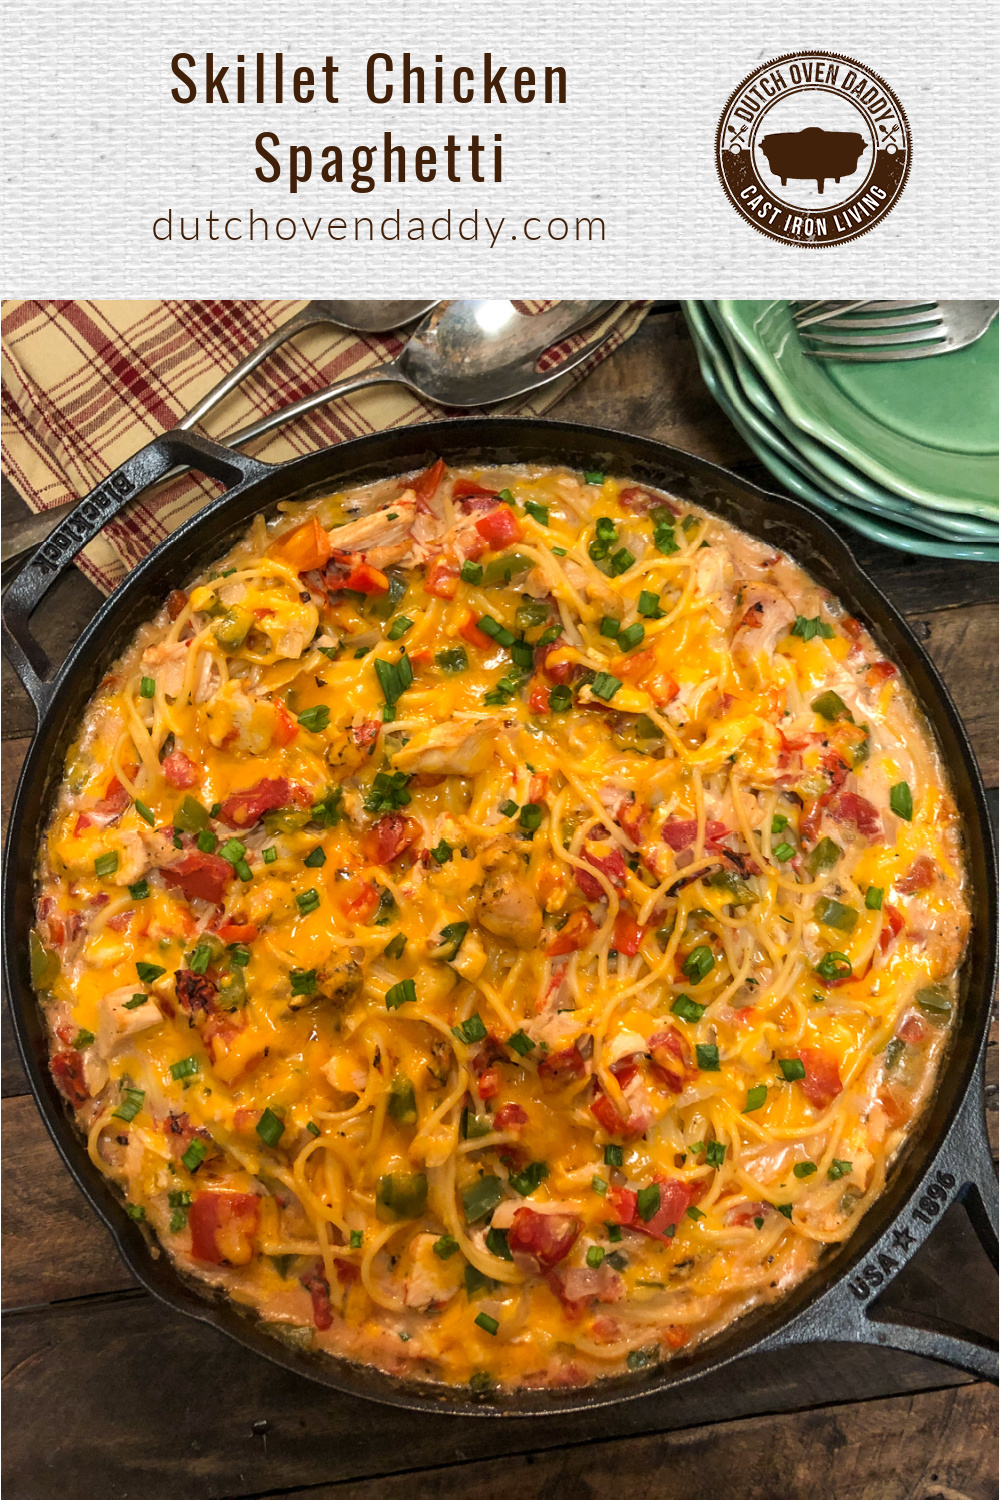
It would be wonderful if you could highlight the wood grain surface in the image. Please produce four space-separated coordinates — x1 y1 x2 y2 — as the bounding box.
2 308 996 1499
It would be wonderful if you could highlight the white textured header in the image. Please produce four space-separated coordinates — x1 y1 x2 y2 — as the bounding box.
3 0 996 295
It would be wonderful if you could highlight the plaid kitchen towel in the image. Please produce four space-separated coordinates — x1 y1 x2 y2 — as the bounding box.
1 299 650 594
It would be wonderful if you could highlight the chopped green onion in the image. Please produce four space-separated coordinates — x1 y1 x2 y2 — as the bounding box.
388 1076 418 1125
584 471 604 485
604 1144 623 1167
134 800 155 826
170 1056 199 1081
815 951 852 983
136 961 165 983
637 590 661 618
127 1203 147 1220
773 841 796 862
890 781 913 820
654 523 678 556
290 969 317 997
234 859 253 883
433 1234 460 1259
682 946 715 984
705 1140 726 1167
485 1226 512 1260
617 623 645 652
262 845 277 864
497 489 515 504
386 978 416 1010
743 1085 767 1113
475 1312 499 1336
364 769 412 814
387 615 413 641
433 922 468 961
73 1028 96 1047
128 880 150 900
696 1044 720 1072
793 1161 817 1178
462 1108 492 1140
436 647 469 673
94 851 119 878
499 799 518 817
671 994 706 1023
551 545 568 556
776 1203 794 1220
609 547 635 576
606 1223 623 1244
476 615 516 648
600 616 621 638
112 1087 145 1123
524 501 549 526
827 1159 853 1181
686 1206 705 1222
460 561 483 585
592 1176 608 1196
296 889 320 916
220 837 246 864
519 803 542 831
307 1121 321 1138
197 829 218 854
452 1014 488 1045
303 845 326 868
536 625 562 647
779 1058 806 1082
636 1183 661 1222
548 684 573 712
590 672 622 702
383 932 407 961
510 640 534 670
865 885 884 911
771 813 789 834
349 1228 363 1247
256 1108 285 1147
228 944 251 967
814 897 858 932
188 943 214 975
508 1161 548 1197
507 1029 535 1056
140 676 156 698
586 1245 605 1269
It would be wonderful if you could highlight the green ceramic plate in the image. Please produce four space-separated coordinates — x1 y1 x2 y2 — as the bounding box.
683 303 999 563
699 303 998 543
715 300 998 517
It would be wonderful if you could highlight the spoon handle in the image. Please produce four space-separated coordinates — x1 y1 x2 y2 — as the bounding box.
223 362 409 449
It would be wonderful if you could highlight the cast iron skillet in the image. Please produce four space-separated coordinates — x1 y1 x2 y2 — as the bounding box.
3 417 997 1415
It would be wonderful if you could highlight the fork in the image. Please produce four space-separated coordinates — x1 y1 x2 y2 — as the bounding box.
794 301 998 361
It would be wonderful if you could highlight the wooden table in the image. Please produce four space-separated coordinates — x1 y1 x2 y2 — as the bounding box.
2 308 997 1499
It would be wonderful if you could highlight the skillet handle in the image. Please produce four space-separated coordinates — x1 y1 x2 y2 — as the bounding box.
1 431 269 718
756 1069 998 1381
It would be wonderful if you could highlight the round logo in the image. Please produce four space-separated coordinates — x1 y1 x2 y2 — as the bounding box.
716 52 911 247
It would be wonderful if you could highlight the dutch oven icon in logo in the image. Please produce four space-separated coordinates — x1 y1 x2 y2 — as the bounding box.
716 53 911 246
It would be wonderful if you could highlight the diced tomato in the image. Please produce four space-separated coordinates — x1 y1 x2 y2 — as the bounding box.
575 868 604 901
582 844 628 890
74 814 93 834
612 910 644 957
476 1066 501 1100
633 1177 693 1241
94 776 130 820
188 1192 260 1266
507 1207 580 1273
606 1186 638 1225
219 777 291 829
619 486 677 514
879 902 906 953
831 791 882 842
611 648 656 682
459 612 495 651
842 616 865 642
363 813 421 866
548 908 598 956
898 1014 927 1044
412 457 447 505
162 752 197 789
821 750 851 798
617 798 648 843
662 819 728 851
539 646 574 684
215 919 258 944
493 1102 529 1132
452 478 499 503
528 773 549 804
796 1048 843 1111
271 700 299 747
866 659 897 687
161 851 232 904
799 801 824 847
896 855 937 895
591 1092 628 1135
424 555 459 598
166 589 189 621
342 880 380 924
646 671 680 707
271 517 334 573
300 1260 334 1329
475 507 522 548
879 1083 909 1128
648 1029 690 1094
349 720 381 750
537 1046 587 1084
528 679 551 714
329 551 389 596
334 1256 360 1286
50 1049 88 1107
727 1200 772 1228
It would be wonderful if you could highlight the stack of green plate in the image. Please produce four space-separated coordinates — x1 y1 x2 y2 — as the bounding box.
683 301 999 562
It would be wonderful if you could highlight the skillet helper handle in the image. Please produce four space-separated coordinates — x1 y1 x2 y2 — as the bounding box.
1 430 267 718
758 1074 998 1381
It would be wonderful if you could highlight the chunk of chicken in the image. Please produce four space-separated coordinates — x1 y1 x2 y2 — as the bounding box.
96 985 163 1058
331 493 417 569
564 559 619 614
391 719 496 776
140 641 188 700
289 958 363 1011
401 1232 464 1311
732 582 797 668
477 866 543 949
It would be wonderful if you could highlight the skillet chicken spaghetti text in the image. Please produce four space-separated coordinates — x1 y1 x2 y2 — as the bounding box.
33 460 969 1390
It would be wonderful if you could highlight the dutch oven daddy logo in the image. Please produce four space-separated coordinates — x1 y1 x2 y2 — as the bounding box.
716 52 910 246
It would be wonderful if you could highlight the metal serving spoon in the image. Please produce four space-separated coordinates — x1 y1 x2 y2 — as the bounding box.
2 300 620 567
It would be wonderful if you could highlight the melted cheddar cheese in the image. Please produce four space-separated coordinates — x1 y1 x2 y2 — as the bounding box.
32 461 970 1390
